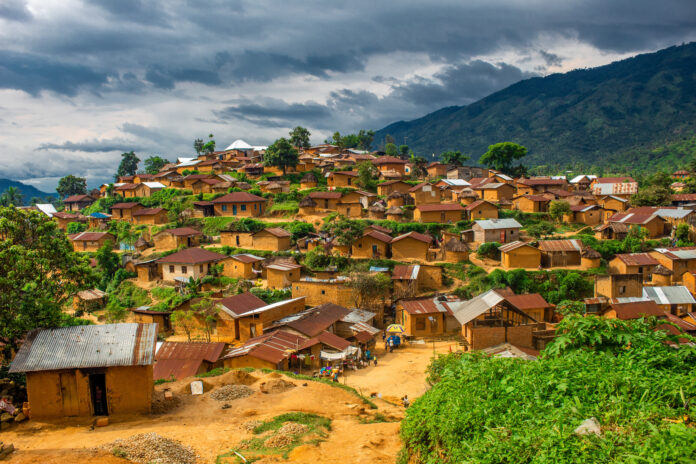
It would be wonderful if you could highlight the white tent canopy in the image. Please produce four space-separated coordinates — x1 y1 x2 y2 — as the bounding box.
225 139 253 150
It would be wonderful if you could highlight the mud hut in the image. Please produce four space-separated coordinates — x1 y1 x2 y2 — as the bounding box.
298 196 317 215
368 202 386 219
443 238 469 262
300 173 318 190
651 265 673 286
386 206 404 222
581 247 601 269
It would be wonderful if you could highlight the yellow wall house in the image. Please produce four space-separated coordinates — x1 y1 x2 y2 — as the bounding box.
69 232 117 252
413 203 465 223
396 297 449 337
512 195 550 213
110 202 144 223
9 323 157 419
212 192 266 217
156 247 228 282
252 228 292 251
224 253 264 279
266 262 302 289
328 170 359 188
377 180 412 196
391 231 432 261
291 278 354 307
499 241 542 269
608 253 660 282
153 227 202 251
465 200 499 220
351 229 392 258
132 207 169 225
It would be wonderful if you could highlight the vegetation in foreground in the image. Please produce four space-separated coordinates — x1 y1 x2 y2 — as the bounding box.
399 316 696 463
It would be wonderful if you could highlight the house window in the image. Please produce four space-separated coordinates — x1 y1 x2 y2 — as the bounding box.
254 203 257 209
638 267 643 273
241 204 247 211
416 317 426 330
619 285 626 295
222 205 227 212
358 243 362 248
347 178 352 185
169 265 174 273
200 265 204 273
321 290 326 294
430 317 438 329
182 266 188 274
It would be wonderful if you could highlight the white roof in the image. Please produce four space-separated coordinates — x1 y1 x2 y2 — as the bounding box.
474 218 522 230
654 248 696 260
440 179 471 187
449 289 505 325
494 173 514 181
569 175 597 183
177 157 196 163
592 182 638 195
176 159 202 168
35 203 57 217
225 139 253 150
655 208 693 219
642 286 696 305
142 182 166 189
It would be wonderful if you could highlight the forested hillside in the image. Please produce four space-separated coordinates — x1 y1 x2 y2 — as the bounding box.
375 43 696 173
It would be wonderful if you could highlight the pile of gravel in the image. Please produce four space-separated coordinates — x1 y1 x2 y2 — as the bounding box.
104 433 197 464
264 433 294 448
242 420 263 432
210 384 254 401
278 422 309 435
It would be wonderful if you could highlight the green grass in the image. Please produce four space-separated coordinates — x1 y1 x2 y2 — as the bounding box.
196 367 231 378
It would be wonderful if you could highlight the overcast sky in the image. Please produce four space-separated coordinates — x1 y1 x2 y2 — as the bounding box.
1 0 695 191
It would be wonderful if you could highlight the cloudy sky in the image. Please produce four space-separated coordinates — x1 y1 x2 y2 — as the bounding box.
1 0 695 191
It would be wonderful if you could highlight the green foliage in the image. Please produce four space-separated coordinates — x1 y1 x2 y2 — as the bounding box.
95 240 119 290
556 299 586 316
479 142 527 174
525 221 556 238
0 207 96 347
440 150 468 166
549 200 571 222
476 242 501 260
265 137 299 175
66 221 87 234
289 126 311 149
105 279 149 322
143 156 169 174
287 221 315 242
375 43 696 173
326 130 374 150
202 133 216 154
0 186 24 207
575 233 669 261
56 175 87 198
115 151 140 179
356 161 378 191
402 316 696 463
268 200 299 216
321 217 365 247
385 142 398 156
195 367 231 378
250 287 292 304
304 247 332 270
631 185 672 206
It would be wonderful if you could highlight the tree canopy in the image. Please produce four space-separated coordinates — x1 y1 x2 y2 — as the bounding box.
0 187 24 207
0 207 95 348
289 126 312 149
56 175 87 199
115 151 140 179
441 150 469 166
264 137 299 175
479 142 527 174
325 130 374 150
143 156 170 174
549 200 571 222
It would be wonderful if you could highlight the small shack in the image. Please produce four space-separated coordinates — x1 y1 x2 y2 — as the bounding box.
538 239 583 267
153 342 226 381
9 323 157 418
472 218 522 243
252 228 292 251
224 253 264 280
266 262 302 289
153 227 202 251
499 241 541 269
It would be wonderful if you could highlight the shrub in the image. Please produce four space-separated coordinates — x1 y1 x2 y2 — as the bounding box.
476 242 501 260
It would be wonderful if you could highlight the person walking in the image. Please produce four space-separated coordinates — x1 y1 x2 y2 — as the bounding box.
373 356 378 367
402 395 410 408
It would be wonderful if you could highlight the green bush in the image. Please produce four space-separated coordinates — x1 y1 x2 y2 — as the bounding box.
401 316 696 463
476 242 501 260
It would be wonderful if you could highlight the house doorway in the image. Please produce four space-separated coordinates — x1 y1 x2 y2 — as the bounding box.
89 373 108 416
59 372 79 417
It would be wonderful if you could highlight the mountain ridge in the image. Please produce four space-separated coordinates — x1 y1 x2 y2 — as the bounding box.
0 178 56 205
374 42 696 173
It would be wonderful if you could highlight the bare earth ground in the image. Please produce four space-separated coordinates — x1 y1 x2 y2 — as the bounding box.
3 341 451 464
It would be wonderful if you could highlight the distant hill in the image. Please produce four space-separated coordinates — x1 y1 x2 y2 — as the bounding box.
0 178 56 205
374 43 696 174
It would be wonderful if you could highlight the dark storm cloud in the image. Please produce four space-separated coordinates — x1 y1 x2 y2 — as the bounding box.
0 50 109 96
37 138 148 153
0 0 32 21
539 50 562 67
216 97 333 128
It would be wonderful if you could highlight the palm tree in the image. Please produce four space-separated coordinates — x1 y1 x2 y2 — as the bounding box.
0 187 24 206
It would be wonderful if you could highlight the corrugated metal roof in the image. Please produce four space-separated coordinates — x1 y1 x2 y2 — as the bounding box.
654 248 696 260
222 330 303 364
217 292 267 317
498 241 534 253
154 342 226 380
449 289 505 325
392 265 420 280
504 293 552 310
643 286 696 305
340 309 376 324
230 253 265 263
616 253 659 266
271 303 351 337
609 300 663 320
474 218 522 230
538 239 583 252
592 182 638 195
10 323 157 373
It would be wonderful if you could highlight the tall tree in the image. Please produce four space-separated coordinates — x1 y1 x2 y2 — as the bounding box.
115 151 140 180
143 156 170 174
0 187 24 206
385 143 398 156
56 174 87 198
441 150 469 166
95 240 119 290
193 138 205 155
479 142 527 174
356 161 378 191
356 129 375 151
398 145 410 159
289 126 312 149
410 154 428 179
549 200 571 222
202 134 216 154
264 137 299 175
0 207 95 348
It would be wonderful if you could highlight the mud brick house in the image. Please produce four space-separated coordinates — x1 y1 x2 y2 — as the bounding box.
409 182 441 205
392 264 443 299
475 183 515 203
595 274 643 299
472 218 522 243
642 286 696 316
157 247 228 282
351 229 392 259
446 166 488 180
516 177 568 195
63 194 95 212
110 202 144 222
465 200 499 220
291 277 354 307
267 303 351 339
426 162 449 178
53 212 86 230
395 297 456 337
327 170 358 188
221 330 305 370
69 231 116 252
391 231 432 261
512 194 550 213
252 228 292 251
9 323 157 418
450 289 541 351
650 247 696 283
377 180 411 196
153 227 202 251
130 306 171 334
220 230 253 248
132 207 169 225
216 294 306 342
499 241 542 269
594 222 629 240
608 253 660 282
538 239 583 267
503 293 554 323
224 253 264 279
212 192 266 217
308 191 343 211
564 204 603 225
373 156 407 176
266 262 302 289
413 203 465 223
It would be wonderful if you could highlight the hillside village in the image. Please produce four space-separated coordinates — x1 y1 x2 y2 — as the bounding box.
2 131 696 463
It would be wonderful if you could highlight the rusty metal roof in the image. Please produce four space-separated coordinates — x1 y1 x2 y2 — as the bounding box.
230 253 265 263
615 253 659 266
537 239 583 252
217 292 267 317
391 231 432 243
504 293 552 310
222 330 304 364
70 231 115 241
9 323 157 373
154 342 226 380
608 300 663 320
362 229 392 243
271 303 351 337
158 227 202 237
391 265 420 280
498 241 535 253
398 297 449 315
